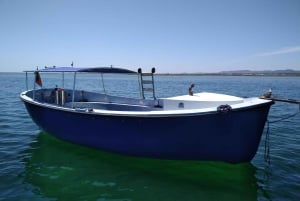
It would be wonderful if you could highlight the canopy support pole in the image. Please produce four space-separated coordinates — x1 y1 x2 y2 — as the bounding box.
71 72 76 108
62 72 65 88
101 73 106 94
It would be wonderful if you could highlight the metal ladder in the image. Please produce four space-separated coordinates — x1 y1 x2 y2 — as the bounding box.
138 68 156 99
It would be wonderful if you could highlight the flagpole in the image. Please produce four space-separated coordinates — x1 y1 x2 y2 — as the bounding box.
25 72 28 91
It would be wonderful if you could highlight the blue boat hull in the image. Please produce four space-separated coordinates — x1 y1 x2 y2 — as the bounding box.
23 101 272 163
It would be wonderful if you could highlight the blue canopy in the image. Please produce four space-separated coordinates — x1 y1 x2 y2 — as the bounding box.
25 67 136 74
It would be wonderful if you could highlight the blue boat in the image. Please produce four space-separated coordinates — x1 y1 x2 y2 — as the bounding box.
20 66 274 163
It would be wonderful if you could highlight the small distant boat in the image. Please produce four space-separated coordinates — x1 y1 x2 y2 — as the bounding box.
20 66 274 163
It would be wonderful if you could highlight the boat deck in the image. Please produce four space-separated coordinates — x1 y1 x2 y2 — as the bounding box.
22 88 272 115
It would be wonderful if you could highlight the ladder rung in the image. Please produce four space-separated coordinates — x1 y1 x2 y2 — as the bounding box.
141 73 153 76
143 88 153 92
142 80 153 84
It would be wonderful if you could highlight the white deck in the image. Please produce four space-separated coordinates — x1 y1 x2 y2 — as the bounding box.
160 92 244 110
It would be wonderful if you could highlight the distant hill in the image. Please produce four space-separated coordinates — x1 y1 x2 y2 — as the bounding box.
158 69 300 76
218 69 300 76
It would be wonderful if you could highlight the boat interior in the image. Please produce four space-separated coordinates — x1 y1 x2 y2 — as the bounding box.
25 88 246 112
27 88 161 111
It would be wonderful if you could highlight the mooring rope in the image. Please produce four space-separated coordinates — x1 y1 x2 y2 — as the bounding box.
264 104 300 164
264 121 271 164
268 105 300 124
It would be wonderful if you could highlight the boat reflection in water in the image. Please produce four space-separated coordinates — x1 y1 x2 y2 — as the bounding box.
24 133 260 201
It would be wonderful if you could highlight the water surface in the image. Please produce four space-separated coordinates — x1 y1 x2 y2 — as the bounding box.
0 72 299 200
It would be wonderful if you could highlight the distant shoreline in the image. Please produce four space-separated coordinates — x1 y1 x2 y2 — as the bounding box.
157 72 300 77
158 69 300 76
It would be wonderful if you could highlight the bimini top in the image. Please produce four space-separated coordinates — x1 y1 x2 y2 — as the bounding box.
24 66 136 74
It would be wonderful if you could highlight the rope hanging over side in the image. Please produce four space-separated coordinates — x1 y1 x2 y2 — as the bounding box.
264 104 300 165
264 121 271 164
268 104 300 124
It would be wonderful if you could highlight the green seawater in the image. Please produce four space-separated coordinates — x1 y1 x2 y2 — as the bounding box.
24 134 258 201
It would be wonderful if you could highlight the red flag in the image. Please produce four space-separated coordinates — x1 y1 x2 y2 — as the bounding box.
35 71 42 87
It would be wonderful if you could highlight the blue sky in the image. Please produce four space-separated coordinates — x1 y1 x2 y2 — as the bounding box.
0 0 299 73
